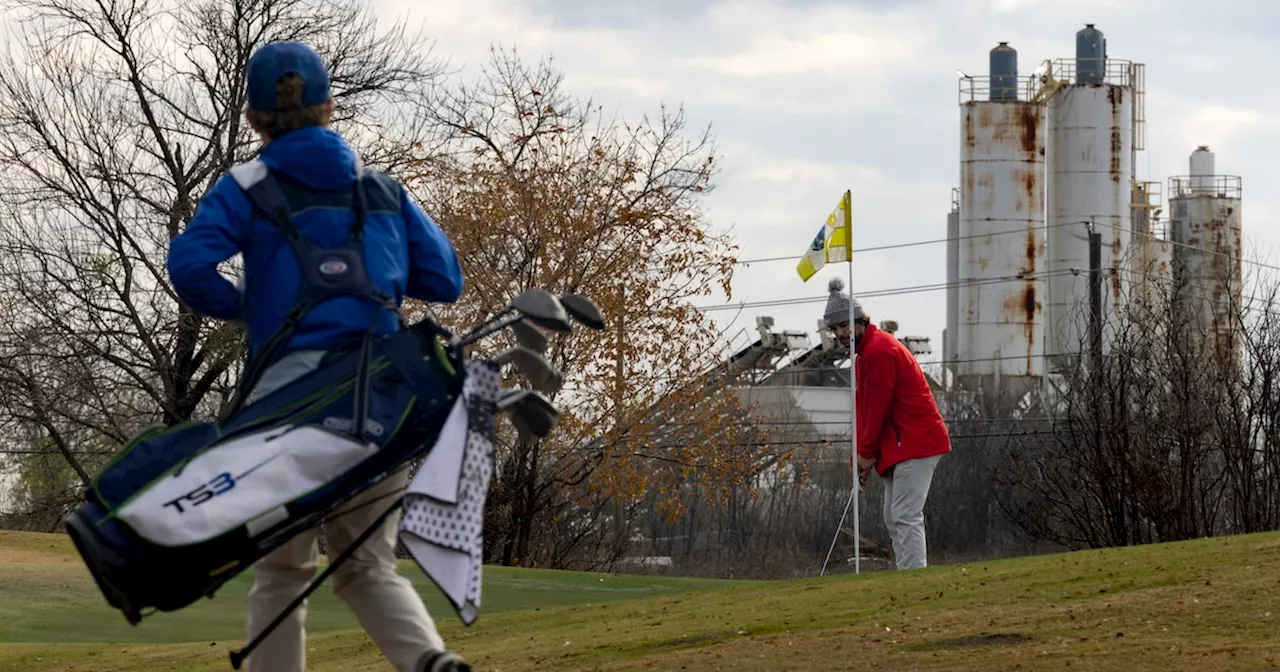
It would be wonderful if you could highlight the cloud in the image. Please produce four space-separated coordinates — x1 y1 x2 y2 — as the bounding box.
375 0 1280 355
1172 104 1272 143
989 0 1042 11
677 2 932 78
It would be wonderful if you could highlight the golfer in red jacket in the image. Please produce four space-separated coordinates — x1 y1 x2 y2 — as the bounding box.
823 278 951 570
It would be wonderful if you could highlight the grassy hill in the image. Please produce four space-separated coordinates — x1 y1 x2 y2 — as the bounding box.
2 529 1279 670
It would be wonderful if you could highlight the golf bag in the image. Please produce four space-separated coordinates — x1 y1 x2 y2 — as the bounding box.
63 160 467 626
64 318 464 624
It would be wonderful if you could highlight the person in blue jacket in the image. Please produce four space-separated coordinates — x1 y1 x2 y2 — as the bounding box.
167 41 469 672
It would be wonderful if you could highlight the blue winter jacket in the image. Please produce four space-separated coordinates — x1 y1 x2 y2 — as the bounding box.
166 126 464 358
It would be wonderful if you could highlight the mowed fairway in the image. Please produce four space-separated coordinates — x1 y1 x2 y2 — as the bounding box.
3 530 1280 671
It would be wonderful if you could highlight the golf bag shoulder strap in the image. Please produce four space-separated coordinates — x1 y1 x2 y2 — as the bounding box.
230 158 399 313
229 160 297 237
228 160 403 225
222 159 403 418
353 168 404 214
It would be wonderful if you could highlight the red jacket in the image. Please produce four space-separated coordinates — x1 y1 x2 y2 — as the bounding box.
854 324 951 476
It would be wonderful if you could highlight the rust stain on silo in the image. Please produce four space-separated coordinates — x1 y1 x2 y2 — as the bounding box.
1017 104 1044 376
976 170 995 213
1020 104 1040 153
1025 229 1037 275
1002 283 1041 376
1108 86 1124 184
963 104 977 149
1009 165 1030 214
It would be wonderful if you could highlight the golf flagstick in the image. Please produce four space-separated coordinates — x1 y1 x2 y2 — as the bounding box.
804 190 857 578
819 231 859 578
849 257 859 575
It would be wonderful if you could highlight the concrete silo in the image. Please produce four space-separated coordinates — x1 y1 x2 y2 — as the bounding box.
956 41 1047 398
1127 180 1174 334
944 188 960 382
1169 146 1243 362
1043 24 1143 368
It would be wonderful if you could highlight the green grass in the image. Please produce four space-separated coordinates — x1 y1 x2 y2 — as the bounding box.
3 529 1280 671
0 530 738 646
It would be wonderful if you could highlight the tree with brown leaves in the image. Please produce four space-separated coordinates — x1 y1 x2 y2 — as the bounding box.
405 49 784 568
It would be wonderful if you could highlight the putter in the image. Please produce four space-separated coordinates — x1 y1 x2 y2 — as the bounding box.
493 346 564 395
497 389 560 438
559 294 607 330
511 289 573 333
511 319 549 354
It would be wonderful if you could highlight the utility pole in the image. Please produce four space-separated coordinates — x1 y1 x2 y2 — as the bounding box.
1087 221 1107 526
1088 225 1102 368
613 283 626 543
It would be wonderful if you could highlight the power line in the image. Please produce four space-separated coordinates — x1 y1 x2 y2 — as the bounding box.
696 268 1080 313
0 450 115 456
703 217 1280 314
638 220 1077 275
0 428 1062 460
717 417 1056 428
725 217 1280 276
1111 265 1280 320
626 430 1055 457
1092 219 1280 275
723 220 1065 269
619 353 1052 383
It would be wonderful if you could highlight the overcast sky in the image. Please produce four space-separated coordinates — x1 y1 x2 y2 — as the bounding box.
378 0 1280 364
1 0 1273 511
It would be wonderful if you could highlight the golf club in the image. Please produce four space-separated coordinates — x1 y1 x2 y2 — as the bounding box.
455 290 572 347
511 289 573 333
511 319 549 354
493 346 564 395
559 294 606 331
497 389 560 439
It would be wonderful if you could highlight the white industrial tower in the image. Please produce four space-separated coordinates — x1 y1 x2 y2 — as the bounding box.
954 41 1047 398
1169 146 1243 363
944 188 959 382
1040 24 1145 368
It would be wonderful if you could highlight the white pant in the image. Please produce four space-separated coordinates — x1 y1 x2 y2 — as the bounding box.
881 454 942 571
243 350 445 672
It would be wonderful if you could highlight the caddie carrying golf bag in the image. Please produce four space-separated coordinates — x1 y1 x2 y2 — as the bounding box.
63 160 467 627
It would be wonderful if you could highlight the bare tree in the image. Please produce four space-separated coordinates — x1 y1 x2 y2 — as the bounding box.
627 389 846 579
1212 259 1280 533
0 0 446 525
992 247 1280 551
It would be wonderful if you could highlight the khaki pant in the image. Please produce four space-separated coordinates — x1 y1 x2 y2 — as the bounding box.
881 454 943 571
243 350 445 672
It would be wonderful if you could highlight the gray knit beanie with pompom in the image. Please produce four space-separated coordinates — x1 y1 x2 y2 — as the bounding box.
822 277 864 327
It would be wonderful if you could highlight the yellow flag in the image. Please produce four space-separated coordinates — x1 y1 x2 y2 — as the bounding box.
796 190 853 282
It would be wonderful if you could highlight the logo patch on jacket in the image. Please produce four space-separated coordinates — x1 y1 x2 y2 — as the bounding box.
319 259 348 275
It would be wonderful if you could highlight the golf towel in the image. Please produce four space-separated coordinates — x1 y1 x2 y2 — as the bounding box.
399 360 500 625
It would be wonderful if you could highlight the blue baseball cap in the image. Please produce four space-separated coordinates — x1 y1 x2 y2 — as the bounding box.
245 41 331 111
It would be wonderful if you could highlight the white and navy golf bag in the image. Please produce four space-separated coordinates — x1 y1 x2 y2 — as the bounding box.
63 315 466 625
